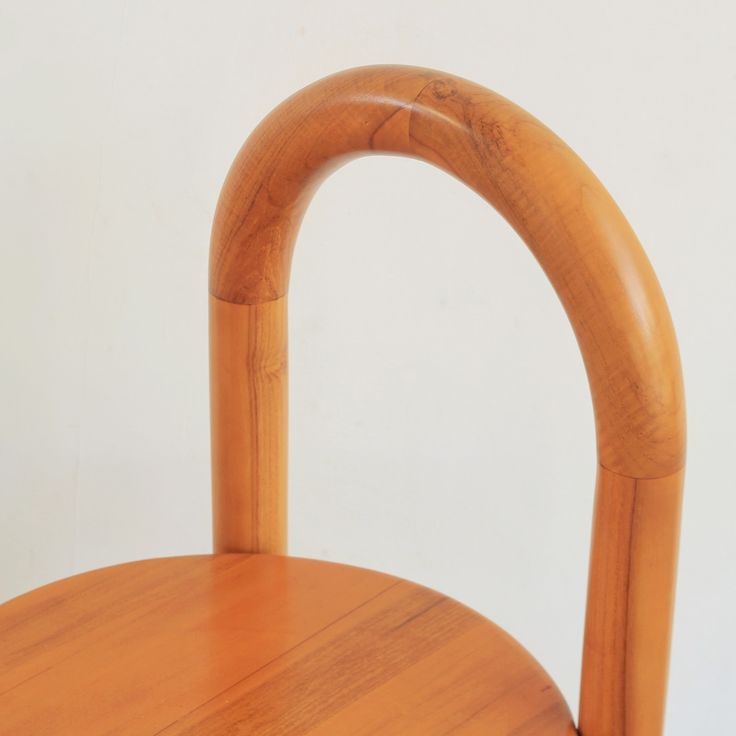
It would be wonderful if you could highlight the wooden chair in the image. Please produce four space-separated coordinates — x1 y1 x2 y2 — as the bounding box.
0 66 685 735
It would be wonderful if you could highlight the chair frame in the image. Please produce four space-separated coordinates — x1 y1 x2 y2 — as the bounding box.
208 65 685 736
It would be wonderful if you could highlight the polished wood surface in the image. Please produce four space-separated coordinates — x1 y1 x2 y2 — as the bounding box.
210 65 684 480
210 295 288 554
209 66 685 735
0 65 685 736
580 466 684 735
0 555 575 735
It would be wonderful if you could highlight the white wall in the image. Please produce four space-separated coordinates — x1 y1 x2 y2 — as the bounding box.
1 1 733 732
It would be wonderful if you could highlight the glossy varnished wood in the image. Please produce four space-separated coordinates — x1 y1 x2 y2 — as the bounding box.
0 65 685 736
580 466 684 735
208 66 686 735
210 295 288 553
210 65 684 480
0 555 575 735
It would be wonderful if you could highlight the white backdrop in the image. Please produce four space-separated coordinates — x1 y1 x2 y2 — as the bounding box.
1 1 734 732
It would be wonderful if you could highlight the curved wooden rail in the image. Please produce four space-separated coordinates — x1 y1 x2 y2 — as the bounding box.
208 66 685 736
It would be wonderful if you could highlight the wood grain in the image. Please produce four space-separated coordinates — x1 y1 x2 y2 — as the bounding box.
208 65 686 735
0 65 684 736
210 294 287 553
579 465 684 735
0 555 575 735
210 64 685 480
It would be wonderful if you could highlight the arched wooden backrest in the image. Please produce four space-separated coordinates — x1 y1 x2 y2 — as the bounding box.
208 66 685 736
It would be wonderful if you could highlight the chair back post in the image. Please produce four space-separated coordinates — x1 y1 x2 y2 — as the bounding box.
208 66 685 736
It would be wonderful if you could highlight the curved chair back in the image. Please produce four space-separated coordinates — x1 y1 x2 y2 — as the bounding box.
208 66 685 736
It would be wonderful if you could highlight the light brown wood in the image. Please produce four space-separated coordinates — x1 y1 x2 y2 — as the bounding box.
0 555 576 735
210 65 684 482
208 66 686 735
0 65 685 736
210 294 288 553
579 465 684 735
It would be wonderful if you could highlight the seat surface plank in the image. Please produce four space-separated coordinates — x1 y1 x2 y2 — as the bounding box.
0 554 575 735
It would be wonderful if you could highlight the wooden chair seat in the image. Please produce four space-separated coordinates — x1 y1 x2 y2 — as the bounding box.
0 554 575 735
